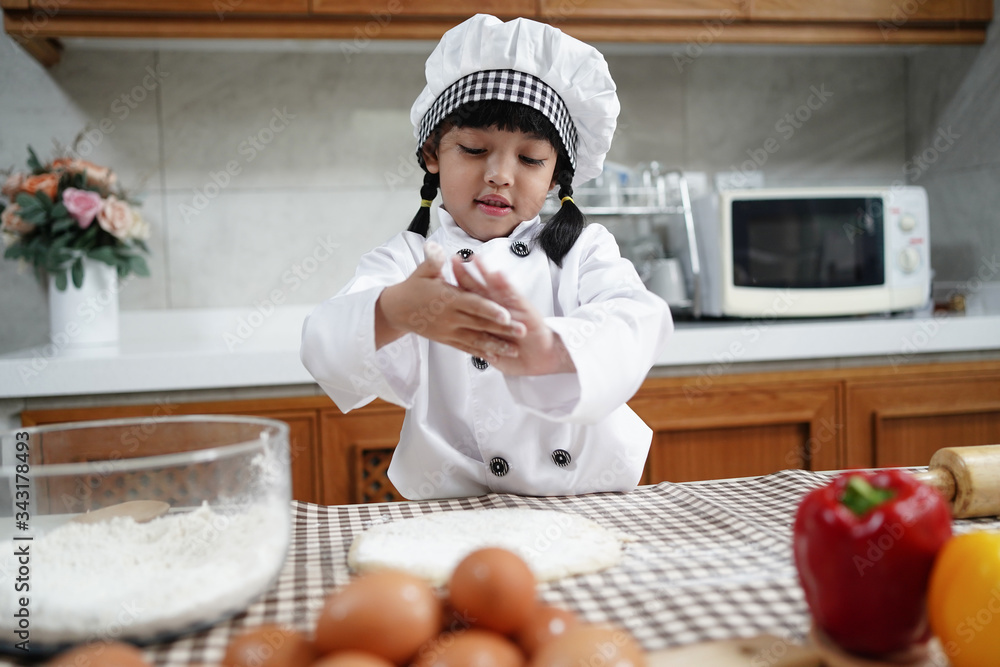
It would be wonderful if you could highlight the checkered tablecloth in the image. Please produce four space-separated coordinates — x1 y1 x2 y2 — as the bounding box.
7 469 1000 665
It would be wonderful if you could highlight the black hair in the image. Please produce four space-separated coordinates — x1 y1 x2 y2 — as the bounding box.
406 100 585 266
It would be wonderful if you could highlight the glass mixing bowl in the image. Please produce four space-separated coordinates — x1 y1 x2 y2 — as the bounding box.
0 415 291 655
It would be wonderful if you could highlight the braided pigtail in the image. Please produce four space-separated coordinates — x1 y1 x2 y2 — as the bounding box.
537 168 585 266
406 171 440 237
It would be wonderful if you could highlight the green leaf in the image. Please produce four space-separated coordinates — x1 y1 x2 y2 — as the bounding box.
51 202 68 218
71 256 84 288
53 269 68 291
17 207 47 226
51 217 77 233
4 244 26 260
87 246 117 264
128 254 150 277
27 146 43 174
15 191 41 211
134 239 150 254
79 224 99 247
35 190 53 211
46 246 71 271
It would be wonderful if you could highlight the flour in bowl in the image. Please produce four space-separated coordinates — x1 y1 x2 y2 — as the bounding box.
0 502 289 645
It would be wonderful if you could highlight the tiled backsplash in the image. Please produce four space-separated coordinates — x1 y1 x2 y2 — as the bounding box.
1 19 998 351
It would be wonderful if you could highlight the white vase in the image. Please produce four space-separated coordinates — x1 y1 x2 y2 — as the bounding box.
47 257 120 347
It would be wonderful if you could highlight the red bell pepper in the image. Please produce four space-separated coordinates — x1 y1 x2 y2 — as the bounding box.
792 468 953 657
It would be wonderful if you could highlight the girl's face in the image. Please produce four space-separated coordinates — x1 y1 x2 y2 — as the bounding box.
424 125 558 242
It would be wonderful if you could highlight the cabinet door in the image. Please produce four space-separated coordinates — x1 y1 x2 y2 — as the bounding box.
319 401 406 506
630 379 841 483
846 369 1000 469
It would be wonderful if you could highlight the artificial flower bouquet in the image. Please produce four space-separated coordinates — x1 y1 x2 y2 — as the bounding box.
1 146 150 290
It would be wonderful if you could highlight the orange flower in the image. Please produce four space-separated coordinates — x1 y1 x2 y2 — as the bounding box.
21 173 59 200
52 157 116 189
1 204 36 235
1 173 25 198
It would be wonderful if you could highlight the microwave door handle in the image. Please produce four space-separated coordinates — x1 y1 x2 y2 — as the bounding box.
678 172 702 319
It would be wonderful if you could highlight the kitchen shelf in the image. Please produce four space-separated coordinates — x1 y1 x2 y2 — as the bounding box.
1 0 993 67
546 169 704 318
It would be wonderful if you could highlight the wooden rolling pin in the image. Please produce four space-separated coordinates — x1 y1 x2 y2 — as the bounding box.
911 444 1000 518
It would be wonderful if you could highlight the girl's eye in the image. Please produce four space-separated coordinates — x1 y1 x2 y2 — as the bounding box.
520 156 546 167
458 145 486 155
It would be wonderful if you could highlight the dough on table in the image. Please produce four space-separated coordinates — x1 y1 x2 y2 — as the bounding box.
348 508 625 585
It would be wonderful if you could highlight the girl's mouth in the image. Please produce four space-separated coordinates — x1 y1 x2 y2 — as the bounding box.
475 196 512 216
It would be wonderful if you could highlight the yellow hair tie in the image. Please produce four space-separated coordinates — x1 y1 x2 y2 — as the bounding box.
420 199 433 208
560 196 575 206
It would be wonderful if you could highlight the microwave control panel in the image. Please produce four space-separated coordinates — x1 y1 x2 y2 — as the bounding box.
884 186 930 288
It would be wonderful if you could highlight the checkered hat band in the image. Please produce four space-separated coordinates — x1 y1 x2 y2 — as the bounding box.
417 70 578 170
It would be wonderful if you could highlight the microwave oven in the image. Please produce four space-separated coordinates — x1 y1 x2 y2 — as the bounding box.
691 186 931 318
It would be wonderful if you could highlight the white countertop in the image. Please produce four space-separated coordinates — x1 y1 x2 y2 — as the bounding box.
1 305 998 399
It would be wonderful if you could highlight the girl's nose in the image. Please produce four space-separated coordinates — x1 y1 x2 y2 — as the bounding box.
485 154 514 187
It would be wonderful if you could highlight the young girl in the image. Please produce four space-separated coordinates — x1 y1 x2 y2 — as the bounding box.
301 14 673 500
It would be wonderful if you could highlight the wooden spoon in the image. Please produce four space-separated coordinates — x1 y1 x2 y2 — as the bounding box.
71 500 170 524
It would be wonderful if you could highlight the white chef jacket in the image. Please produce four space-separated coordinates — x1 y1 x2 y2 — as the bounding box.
300 208 673 500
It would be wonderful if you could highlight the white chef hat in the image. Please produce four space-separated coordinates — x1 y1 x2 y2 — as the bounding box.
410 14 620 186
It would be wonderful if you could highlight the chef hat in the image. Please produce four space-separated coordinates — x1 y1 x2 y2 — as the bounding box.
410 14 620 186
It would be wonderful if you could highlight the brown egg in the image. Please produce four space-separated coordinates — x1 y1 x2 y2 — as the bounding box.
311 651 395 667
222 625 317 667
448 548 537 635
411 629 524 667
528 624 646 667
513 604 579 656
47 641 151 667
314 569 442 665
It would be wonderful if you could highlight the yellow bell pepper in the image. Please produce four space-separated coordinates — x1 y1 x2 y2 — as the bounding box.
928 531 1000 666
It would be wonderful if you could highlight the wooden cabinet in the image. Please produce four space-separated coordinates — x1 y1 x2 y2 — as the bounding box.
845 365 1000 469
317 401 405 506
19 359 1000 505
631 375 841 483
2 0 992 67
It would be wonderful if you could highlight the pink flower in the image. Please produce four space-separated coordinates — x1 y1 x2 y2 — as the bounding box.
62 187 104 229
97 195 135 239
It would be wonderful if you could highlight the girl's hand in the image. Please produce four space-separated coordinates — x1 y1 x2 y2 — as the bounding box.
375 242 527 359
453 255 576 376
